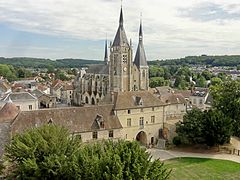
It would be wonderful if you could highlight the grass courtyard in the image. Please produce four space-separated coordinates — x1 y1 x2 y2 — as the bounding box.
165 157 240 180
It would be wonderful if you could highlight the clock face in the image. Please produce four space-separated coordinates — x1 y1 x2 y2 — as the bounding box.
123 67 127 72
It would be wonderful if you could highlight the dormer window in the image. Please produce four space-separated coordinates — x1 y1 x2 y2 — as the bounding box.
95 114 104 129
135 96 143 106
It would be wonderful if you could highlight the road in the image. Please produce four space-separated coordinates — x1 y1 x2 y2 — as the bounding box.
147 149 240 163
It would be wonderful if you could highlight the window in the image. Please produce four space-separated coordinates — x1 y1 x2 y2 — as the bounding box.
143 70 145 77
193 99 196 104
16 106 20 110
127 109 131 114
109 130 114 138
100 121 104 129
199 99 203 104
151 116 155 123
139 117 144 127
127 118 131 127
29 105 32 110
92 131 98 139
122 54 127 63
152 107 155 111
140 108 143 112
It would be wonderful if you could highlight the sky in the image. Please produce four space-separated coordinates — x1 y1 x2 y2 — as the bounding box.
0 0 240 61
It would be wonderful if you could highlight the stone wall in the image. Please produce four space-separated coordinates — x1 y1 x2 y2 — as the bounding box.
0 123 10 157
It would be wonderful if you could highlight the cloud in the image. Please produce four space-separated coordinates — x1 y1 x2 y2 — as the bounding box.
178 2 240 22
0 0 240 60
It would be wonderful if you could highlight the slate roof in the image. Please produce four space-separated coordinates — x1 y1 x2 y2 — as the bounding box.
0 80 11 92
101 91 164 110
31 89 45 98
11 105 122 135
134 21 148 67
63 84 74 91
0 102 19 123
155 86 173 96
86 64 109 75
160 93 186 104
112 7 129 47
173 90 192 99
2 92 37 101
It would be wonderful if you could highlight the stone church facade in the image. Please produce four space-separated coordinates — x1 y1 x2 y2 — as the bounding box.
73 7 149 106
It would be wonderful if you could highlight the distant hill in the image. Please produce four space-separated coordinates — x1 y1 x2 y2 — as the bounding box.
1 55 240 68
149 55 240 67
55 58 104 68
0 57 104 68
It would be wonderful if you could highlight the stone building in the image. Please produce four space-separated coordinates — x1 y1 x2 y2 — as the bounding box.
100 91 165 145
0 102 122 157
73 7 149 105
31 89 56 109
0 92 38 111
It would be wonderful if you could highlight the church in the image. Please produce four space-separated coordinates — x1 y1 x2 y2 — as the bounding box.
73 6 149 106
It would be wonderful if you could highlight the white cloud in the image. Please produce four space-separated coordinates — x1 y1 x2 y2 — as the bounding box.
0 0 240 60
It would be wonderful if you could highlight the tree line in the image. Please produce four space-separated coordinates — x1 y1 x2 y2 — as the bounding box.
149 55 240 67
0 57 103 68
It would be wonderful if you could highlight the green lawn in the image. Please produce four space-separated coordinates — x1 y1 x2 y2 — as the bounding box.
165 157 240 180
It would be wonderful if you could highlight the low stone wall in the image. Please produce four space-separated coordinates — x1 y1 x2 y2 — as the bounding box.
0 123 10 157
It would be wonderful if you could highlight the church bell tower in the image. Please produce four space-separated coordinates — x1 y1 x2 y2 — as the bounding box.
109 7 132 92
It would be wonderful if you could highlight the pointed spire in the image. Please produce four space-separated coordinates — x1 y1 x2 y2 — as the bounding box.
119 6 123 27
139 13 143 41
134 17 148 68
112 5 129 47
104 39 108 64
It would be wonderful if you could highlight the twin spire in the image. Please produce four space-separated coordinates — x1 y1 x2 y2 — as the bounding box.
112 7 129 47
134 18 148 67
108 6 148 67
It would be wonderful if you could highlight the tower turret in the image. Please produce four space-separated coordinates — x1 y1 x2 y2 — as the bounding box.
104 39 108 64
133 18 149 90
109 6 132 92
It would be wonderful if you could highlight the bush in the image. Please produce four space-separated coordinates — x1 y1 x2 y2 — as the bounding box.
3 125 171 179
172 136 181 146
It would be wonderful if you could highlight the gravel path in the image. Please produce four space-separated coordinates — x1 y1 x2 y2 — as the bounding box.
147 149 240 163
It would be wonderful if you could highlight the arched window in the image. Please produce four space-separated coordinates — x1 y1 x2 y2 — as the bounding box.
92 98 95 105
142 70 145 78
85 96 89 104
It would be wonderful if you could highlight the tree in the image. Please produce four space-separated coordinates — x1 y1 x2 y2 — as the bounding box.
175 109 232 147
55 69 69 81
174 76 189 90
201 70 212 80
210 77 222 86
0 64 17 81
150 77 165 87
3 125 171 179
196 76 206 87
211 80 240 136
4 125 81 179
203 110 232 146
175 109 205 145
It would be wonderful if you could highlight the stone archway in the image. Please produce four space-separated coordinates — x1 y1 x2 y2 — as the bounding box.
136 131 147 145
